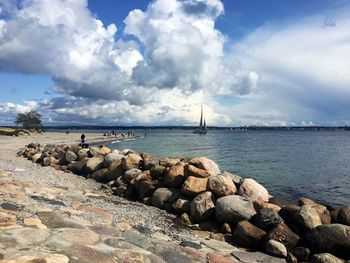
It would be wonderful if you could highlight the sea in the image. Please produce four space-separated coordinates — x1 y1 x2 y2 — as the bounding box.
104 129 350 207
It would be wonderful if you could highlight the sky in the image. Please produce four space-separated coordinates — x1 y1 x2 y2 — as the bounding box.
0 0 350 126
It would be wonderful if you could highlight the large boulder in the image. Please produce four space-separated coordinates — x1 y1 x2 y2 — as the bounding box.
86 157 104 174
159 157 181 167
42 156 59 167
31 153 42 163
215 195 256 224
91 168 110 183
77 148 89 160
337 206 350 226
132 171 155 199
189 157 220 176
64 150 77 163
150 165 166 179
295 205 322 230
68 159 88 175
107 160 124 181
190 191 215 223
279 205 302 234
265 239 288 258
222 171 242 185
124 168 142 183
88 146 105 158
253 200 281 213
173 196 191 214
152 188 181 209
207 174 237 197
291 247 310 262
121 153 142 170
232 220 266 248
266 223 300 250
254 208 284 231
164 163 185 187
304 224 350 258
311 253 344 263
68 145 82 154
238 178 269 202
184 164 210 178
103 151 124 168
181 176 208 197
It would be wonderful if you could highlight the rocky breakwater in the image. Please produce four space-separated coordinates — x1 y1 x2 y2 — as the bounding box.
17 143 350 263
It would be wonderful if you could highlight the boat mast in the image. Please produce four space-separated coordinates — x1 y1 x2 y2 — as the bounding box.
199 105 203 128
204 119 207 130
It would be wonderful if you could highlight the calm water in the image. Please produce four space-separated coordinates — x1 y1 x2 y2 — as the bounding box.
106 130 350 206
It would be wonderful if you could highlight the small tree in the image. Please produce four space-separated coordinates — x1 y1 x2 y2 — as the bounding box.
15 110 42 130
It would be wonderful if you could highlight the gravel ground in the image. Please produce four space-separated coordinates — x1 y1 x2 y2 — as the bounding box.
0 132 192 241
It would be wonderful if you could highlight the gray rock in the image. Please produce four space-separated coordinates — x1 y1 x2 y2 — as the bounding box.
255 208 284 231
180 240 201 249
85 157 104 174
160 251 191 263
91 168 110 183
150 165 166 178
296 205 322 230
123 231 152 250
152 188 180 208
311 253 344 263
266 223 300 250
266 239 288 258
233 220 266 248
304 224 350 257
173 196 191 214
207 174 237 197
238 178 269 202
103 151 124 167
337 206 350 226
222 171 242 185
189 157 220 176
190 191 215 223
215 195 256 224
124 168 142 183
232 251 287 263
67 159 88 175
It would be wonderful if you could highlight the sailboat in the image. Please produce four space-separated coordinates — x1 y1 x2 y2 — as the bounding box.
193 105 208 134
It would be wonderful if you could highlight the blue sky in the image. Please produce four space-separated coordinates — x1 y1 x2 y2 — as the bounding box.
0 0 350 126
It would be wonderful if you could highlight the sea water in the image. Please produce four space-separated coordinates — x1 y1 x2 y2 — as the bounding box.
106 129 350 206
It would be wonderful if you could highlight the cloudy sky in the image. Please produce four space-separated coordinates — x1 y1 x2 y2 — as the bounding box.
0 0 349 126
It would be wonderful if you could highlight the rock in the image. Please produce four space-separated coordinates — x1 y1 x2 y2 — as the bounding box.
173 196 191 214
279 205 302 234
266 223 300 250
107 159 124 181
159 157 181 167
103 151 124 167
190 191 215 223
91 168 110 183
42 156 59 167
124 168 142 183
160 250 191 263
337 206 350 226
101 146 111 155
121 153 142 170
150 165 166 178
77 148 89 160
165 163 185 187
0 212 16 226
184 164 210 178
304 224 350 258
238 178 269 202
296 205 322 230
68 159 88 175
85 157 104 174
215 195 256 224
231 251 287 263
68 144 82 154
120 148 134 155
287 253 298 263
31 153 42 163
4 254 69 263
254 200 281 213
311 253 344 263
27 142 39 149
64 151 78 163
152 188 181 208
23 217 47 229
132 171 155 199
222 222 232 234
180 240 201 249
233 220 266 248
123 230 152 250
88 146 105 157
207 253 236 263
207 174 237 197
266 239 288 258
181 176 208 197
291 247 310 262
269 196 292 207
189 157 220 176
200 238 238 253
222 171 242 185
255 208 284 231
180 213 193 225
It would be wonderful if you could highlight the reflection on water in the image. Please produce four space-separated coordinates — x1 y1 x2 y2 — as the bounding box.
106 130 350 206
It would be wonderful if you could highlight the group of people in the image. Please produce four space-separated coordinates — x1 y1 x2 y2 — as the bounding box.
103 130 135 138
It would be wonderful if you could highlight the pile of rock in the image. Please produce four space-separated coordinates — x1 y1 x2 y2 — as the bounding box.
18 143 350 262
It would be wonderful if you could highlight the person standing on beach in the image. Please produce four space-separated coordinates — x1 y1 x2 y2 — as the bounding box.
80 133 85 144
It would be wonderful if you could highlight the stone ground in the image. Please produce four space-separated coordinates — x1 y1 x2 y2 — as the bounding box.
0 133 286 262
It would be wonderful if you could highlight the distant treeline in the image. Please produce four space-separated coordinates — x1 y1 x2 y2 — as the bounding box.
3 125 349 131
